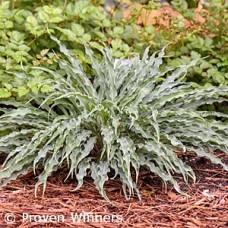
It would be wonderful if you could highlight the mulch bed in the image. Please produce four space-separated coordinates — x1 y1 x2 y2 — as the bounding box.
0 152 227 228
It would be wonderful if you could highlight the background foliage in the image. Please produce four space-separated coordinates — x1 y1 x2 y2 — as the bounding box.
0 1 227 89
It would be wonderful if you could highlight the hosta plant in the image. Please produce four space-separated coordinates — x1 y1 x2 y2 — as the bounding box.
0 37 228 202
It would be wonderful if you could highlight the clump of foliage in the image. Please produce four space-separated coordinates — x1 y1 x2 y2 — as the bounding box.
0 39 227 201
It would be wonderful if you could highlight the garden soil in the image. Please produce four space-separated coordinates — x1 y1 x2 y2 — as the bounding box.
0 151 227 228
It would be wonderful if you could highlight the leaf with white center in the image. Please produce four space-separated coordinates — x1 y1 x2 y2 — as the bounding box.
188 147 228 171
117 137 140 183
72 157 92 191
35 152 62 197
91 161 110 202
101 126 115 160
65 132 95 180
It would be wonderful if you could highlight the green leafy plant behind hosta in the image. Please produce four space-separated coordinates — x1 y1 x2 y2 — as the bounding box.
0 38 228 202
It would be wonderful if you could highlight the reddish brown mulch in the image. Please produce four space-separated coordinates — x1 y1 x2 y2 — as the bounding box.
0 153 227 228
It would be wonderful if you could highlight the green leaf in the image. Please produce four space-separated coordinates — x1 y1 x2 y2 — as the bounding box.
5 21 13 28
81 33 91 43
91 161 110 202
71 23 85 37
40 49 49 56
26 16 38 27
17 86 30 97
0 89 11 98
40 85 54 93
102 19 111 27
38 11 50 23
1 1 10 10
204 37 213 47
73 0 89 15
2 83 13 91
89 41 104 51
53 8 63 15
49 17 63 23
113 26 124 35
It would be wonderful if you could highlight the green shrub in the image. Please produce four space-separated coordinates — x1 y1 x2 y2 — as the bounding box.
1 1 227 81
0 38 227 201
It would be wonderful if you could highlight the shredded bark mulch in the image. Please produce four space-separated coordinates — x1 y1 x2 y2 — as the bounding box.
0 152 227 228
